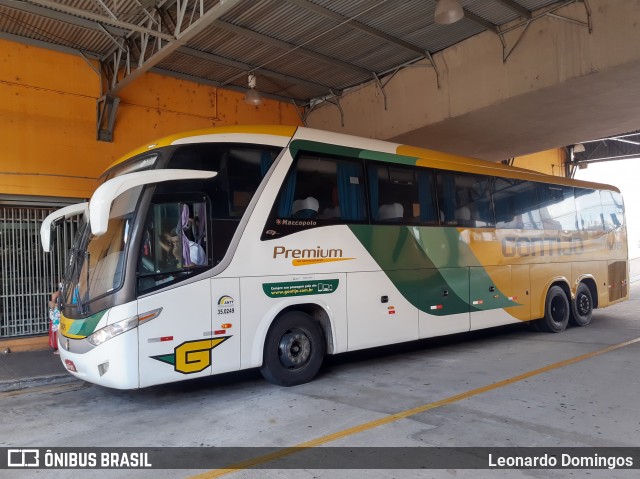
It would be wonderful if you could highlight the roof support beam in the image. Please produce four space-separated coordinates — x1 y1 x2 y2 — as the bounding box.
0 0 128 37
283 0 428 58
494 0 532 19
19 0 246 141
96 95 120 142
178 46 340 95
212 20 372 79
102 1 244 95
2 1 335 121
22 0 175 41
498 0 588 62
463 9 500 34
150 67 305 105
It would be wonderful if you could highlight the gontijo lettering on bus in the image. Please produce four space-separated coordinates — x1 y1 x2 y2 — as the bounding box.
501 236 584 257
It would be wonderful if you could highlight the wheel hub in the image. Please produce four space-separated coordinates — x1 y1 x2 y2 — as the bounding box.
278 328 311 370
550 296 567 323
577 294 591 316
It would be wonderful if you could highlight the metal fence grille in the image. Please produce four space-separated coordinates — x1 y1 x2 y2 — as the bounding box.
0 206 81 338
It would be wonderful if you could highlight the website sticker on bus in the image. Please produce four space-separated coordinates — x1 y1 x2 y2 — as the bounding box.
262 279 339 298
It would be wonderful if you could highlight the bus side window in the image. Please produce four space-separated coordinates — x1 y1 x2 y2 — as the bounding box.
601 190 624 230
436 171 494 227
368 164 436 225
493 177 539 229
275 154 366 223
575 188 604 231
538 184 577 231
137 201 210 294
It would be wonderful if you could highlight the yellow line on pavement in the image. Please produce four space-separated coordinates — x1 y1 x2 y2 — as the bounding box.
189 336 640 479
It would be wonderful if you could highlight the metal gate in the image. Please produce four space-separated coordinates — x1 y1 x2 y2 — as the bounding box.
0 206 81 338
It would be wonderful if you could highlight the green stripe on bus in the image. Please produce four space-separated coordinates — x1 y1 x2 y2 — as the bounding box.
67 309 107 337
348 225 514 315
289 140 418 166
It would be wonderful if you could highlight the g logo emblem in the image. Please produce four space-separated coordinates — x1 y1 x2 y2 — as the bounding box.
151 337 230 374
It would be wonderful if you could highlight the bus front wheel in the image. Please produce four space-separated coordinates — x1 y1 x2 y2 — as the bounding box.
260 311 325 387
537 286 570 333
570 283 593 327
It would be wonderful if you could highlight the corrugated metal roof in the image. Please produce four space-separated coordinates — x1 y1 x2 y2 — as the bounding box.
0 0 567 104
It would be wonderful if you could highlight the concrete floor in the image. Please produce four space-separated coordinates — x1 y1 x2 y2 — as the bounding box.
2 283 639 479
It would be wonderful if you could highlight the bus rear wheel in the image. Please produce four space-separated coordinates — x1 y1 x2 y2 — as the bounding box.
260 311 325 387
537 286 570 333
570 283 593 326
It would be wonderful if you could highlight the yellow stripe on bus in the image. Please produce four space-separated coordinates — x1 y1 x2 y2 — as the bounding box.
106 125 298 171
292 257 355 266
58 315 86 339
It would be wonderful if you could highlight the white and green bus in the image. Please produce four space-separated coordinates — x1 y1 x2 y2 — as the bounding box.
41 125 628 389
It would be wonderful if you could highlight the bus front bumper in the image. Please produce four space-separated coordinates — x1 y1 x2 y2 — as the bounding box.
58 329 139 389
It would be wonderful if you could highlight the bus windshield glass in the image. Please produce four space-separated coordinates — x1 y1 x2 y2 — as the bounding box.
64 186 142 311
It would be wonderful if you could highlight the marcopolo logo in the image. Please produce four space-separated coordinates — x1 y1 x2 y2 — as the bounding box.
272 245 354 266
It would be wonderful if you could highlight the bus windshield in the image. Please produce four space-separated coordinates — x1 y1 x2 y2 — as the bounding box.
64 186 141 312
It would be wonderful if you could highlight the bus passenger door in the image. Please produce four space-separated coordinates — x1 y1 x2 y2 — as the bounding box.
417 268 470 338
138 280 213 388
347 271 418 351
469 266 526 330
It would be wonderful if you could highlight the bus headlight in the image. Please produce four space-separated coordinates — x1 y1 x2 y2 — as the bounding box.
87 316 139 347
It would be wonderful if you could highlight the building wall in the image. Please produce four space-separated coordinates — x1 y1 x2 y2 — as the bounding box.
0 39 302 200
513 148 566 177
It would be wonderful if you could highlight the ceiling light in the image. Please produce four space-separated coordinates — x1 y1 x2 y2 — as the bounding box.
244 73 262 106
573 143 586 153
435 0 464 25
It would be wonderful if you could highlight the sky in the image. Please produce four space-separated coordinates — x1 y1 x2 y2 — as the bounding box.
575 158 640 260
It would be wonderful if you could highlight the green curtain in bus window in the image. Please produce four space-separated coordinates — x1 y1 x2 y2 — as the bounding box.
368 167 380 221
277 168 298 217
418 171 437 223
260 150 273 177
337 162 365 221
438 173 456 224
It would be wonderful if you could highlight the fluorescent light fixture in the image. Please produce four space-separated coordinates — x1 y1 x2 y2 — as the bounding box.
435 0 464 25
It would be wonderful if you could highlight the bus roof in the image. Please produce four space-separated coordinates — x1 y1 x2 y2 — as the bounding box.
105 125 297 172
105 124 619 193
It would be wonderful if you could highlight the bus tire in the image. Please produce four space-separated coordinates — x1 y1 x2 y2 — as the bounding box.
570 283 593 327
260 311 325 387
537 286 570 333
